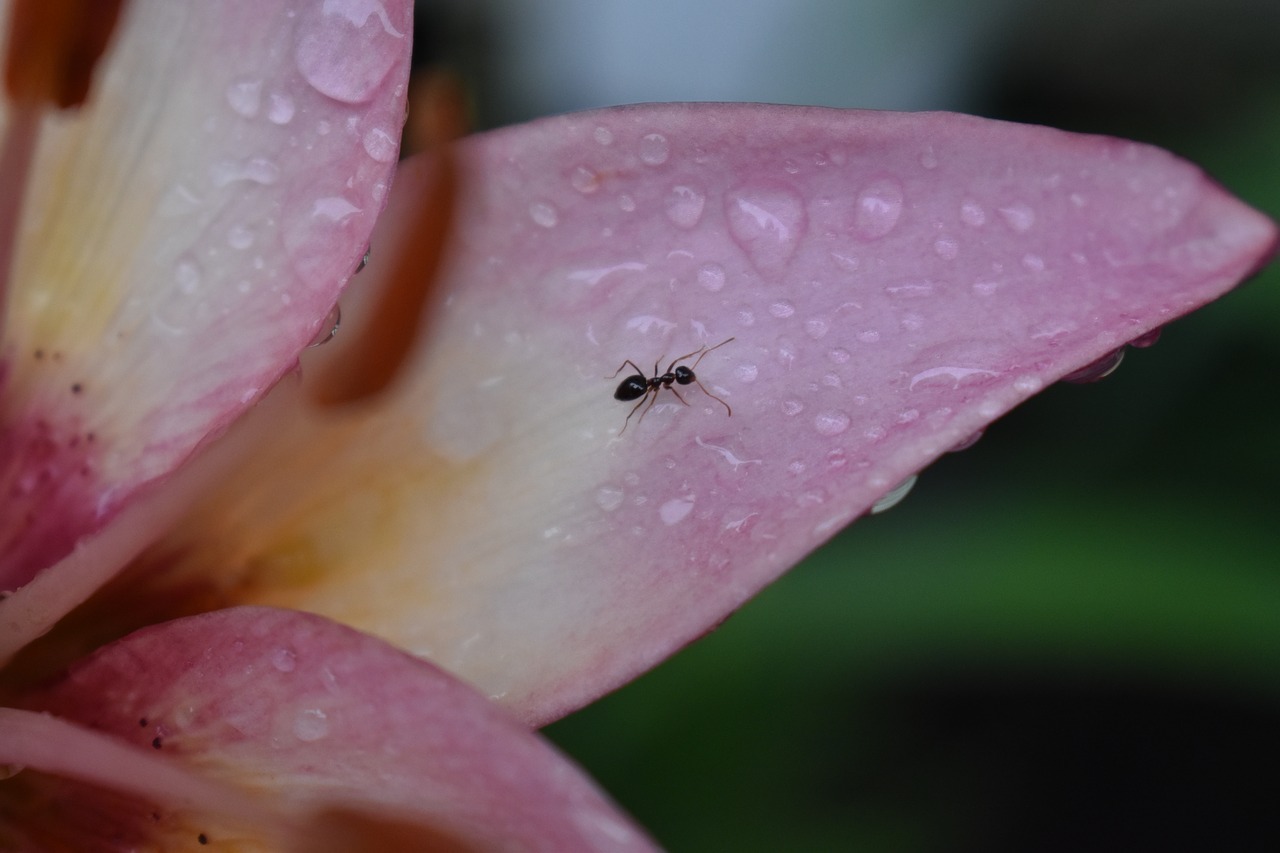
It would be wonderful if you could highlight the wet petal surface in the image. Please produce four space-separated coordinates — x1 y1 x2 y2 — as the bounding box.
121 105 1277 724
10 607 654 850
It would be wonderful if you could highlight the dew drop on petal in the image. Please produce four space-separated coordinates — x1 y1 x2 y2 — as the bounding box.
293 708 330 742
870 475 917 514
267 92 296 125
725 183 806 272
813 410 851 436
528 201 559 228
998 202 1036 233
1062 348 1125 383
638 133 670 166
362 126 399 162
307 303 342 347
665 185 705 229
596 485 624 512
270 647 298 672
960 200 986 227
697 263 726 292
225 78 262 118
294 0 406 103
1129 327 1162 348
659 496 695 525
593 125 614 146
853 178 904 239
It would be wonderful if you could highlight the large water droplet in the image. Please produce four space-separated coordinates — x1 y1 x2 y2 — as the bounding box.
307 304 342 347
225 78 262 118
853 179 904 239
1062 348 1125 383
725 183 806 273
293 708 330 742
362 126 399 163
664 185 705 229
295 1 407 103
871 475 917 514
267 92 296 125
529 201 559 228
638 133 670 166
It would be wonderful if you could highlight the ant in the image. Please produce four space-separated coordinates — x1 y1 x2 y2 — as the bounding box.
608 337 735 434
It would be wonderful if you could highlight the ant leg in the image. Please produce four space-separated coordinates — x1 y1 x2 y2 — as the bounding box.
667 386 691 407
667 345 707 373
634 389 663 425
618 391 650 435
693 378 732 416
687 336 736 371
607 359 646 380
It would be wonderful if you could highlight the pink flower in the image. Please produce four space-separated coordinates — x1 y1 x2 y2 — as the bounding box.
1 0 1275 848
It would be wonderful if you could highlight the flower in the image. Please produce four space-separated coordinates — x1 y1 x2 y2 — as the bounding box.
1 0 1276 849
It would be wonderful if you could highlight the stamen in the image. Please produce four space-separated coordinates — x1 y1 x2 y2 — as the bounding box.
4 0 124 108
308 72 468 407
0 100 40 335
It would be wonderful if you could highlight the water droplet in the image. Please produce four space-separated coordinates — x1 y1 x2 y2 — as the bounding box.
638 133 670 166
998 203 1036 233
659 496 695 526
934 237 959 260
769 300 796 319
781 399 804 416
804 317 829 339
857 330 880 344
528 201 559 228
1129 327 1162 348
570 166 600 194
827 347 851 364
295 1 407 103
307 304 342 347
871 475 917 514
210 157 281 188
596 486 624 512
960 200 986 227
725 183 806 272
813 410 851 436
226 78 262 118
227 224 254 250
949 429 984 452
593 126 614 146
972 280 999 296
664 185 705 229
618 194 636 212
267 93 295 125
853 179 904 239
175 258 202 294
271 647 298 672
697 263 726 292
362 126 399 162
1062 348 1125 383
0 764 24 781
1021 253 1045 272
293 708 329 742
735 362 759 383
919 147 939 169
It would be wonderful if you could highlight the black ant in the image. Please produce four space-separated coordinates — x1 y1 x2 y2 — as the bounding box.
608 337 735 434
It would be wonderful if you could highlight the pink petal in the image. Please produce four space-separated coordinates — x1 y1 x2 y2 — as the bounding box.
12 607 655 850
0 2 411 612
125 105 1277 725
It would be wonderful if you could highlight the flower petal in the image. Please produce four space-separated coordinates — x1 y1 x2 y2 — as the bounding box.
128 105 1277 725
12 606 655 850
0 0 412 591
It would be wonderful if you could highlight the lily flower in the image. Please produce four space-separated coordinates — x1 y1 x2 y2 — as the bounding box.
1 0 1276 850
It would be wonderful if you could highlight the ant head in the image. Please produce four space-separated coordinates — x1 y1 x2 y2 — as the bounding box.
673 365 695 385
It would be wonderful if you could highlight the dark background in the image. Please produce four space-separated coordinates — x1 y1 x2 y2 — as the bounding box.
416 2 1280 849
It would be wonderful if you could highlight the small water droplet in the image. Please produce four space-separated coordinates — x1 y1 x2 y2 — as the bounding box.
960 200 986 227
210 157 281 188
226 78 262 118
596 486 624 512
1021 253 1046 272
594 126 614 146
857 330 880 344
804 317 829 339
618 194 636 212
293 708 330 742
949 429 984 452
972 280 999 296
307 304 342 347
871 475 917 514
528 201 559 228
227 224 254 250
0 764 24 781
659 496 695 525
294 1 407 103
664 185 705 229
725 183 806 272
769 300 796 319
270 647 297 672
362 126 399 162
571 165 600 194
697 263 726 292
781 399 804 416
998 203 1036 233
175 258 202 294
1062 348 1125 383
827 347 851 364
919 147 939 169
1129 327 1162 348
813 410 851 436
934 237 959 260
267 93 295 125
735 362 759 383
853 179 904 239
638 133 670 166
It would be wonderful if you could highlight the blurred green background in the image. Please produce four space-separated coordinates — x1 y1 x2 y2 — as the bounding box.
418 2 1280 848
